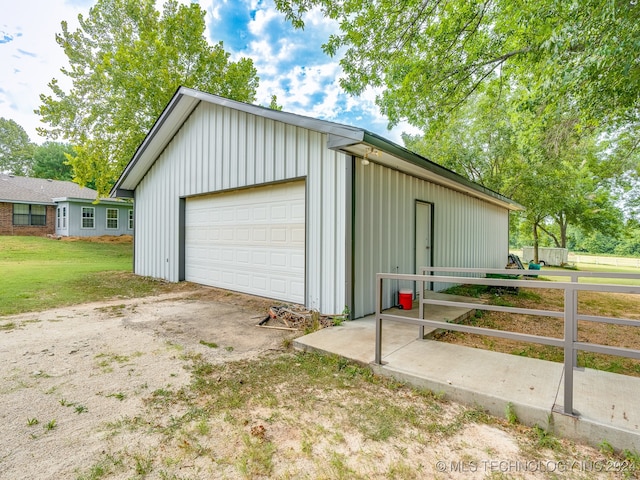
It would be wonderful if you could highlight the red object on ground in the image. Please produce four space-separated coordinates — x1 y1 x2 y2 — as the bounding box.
398 289 413 310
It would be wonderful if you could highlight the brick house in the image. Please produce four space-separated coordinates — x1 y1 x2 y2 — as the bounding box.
0 174 132 237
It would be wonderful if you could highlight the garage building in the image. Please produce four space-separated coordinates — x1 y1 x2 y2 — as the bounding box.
111 87 520 318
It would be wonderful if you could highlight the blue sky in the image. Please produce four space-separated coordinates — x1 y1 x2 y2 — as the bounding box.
0 0 417 144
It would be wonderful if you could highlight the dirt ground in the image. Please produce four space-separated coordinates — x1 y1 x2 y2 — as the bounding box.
0 288 634 479
0 288 292 480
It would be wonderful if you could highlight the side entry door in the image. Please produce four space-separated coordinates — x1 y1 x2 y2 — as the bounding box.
415 201 433 292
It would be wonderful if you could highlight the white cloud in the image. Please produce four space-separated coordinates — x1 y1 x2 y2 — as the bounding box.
248 5 279 37
0 0 418 149
0 1 88 143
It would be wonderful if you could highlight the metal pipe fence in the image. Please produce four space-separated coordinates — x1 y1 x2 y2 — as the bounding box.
374 267 640 416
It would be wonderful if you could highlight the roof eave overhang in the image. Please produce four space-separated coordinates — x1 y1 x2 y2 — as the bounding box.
0 199 55 206
332 132 523 211
110 88 201 196
52 196 127 205
110 87 521 211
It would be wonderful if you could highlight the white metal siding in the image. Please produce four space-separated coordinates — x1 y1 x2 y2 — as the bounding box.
354 162 509 317
185 182 305 303
133 102 347 314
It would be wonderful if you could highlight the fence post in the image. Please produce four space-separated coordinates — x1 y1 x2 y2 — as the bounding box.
570 275 579 366
563 287 576 416
374 274 383 365
418 276 425 339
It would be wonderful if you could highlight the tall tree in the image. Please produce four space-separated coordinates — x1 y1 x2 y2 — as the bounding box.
276 0 640 133
31 142 75 181
403 84 520 196
405 87 625 256
37 0 259 196
276 1 639 245
0 118 35 175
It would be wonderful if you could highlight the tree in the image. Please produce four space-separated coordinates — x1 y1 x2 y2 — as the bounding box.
269 95 283 111
37 0 259 196
31 142 75 181
276 0 640 133
403 84 521 196
277 2 639 250
0 118 35 175
405 84 626 258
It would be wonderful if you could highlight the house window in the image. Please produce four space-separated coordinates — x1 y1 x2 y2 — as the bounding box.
128 209 133 229
106 208 118 229
81 207 95 229
57 207 61 228
62 207 67 228
13 204 46 226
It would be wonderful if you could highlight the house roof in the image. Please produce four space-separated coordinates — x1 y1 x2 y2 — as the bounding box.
52 196 128 206
0 174 98 205
111 87 522 211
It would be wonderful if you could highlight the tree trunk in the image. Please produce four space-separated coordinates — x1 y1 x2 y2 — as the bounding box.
560 220 568 249
539 224 561 247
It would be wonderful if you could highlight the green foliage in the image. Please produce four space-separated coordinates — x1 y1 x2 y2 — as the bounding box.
30 142 75 181
407 86 626 252
0 117 35 175
533 424 561 450
442 284 488 298
332 305 351 325
236 433 276 478
44 419 57 431
278 0 638 248
277 0 640 132
599 440 615 455
505 402 518 425
199 340 218 349
570 221 640 257
37 0 259 196
268 94 283 111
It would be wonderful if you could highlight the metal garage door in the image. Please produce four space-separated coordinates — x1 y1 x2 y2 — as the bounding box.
185 181 305 303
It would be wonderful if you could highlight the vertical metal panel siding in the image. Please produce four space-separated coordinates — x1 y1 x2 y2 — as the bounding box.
354 162 508 318
133 102 347 314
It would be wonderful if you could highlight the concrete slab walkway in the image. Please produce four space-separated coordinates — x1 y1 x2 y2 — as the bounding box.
293 296 640 452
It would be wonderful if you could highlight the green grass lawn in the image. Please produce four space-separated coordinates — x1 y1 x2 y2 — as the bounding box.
540 263 640 286
0 236 174 316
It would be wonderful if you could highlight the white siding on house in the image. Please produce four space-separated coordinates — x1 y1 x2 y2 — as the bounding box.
353 162 509 317
134 102 348 314
55 201 133 237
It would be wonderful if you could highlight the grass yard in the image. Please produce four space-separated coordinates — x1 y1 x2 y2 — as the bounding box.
437 278 640 377
542 264 640 286
0 236 178 316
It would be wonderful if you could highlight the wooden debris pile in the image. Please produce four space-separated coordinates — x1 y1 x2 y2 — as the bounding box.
257 305 342 331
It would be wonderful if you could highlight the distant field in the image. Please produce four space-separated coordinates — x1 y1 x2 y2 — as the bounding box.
568 252 640 269
0 236 174 316
540 265 640 286
511 249 640 285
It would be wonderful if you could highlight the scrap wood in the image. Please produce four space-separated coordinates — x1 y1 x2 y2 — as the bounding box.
256 304 339 330
257 324 298 331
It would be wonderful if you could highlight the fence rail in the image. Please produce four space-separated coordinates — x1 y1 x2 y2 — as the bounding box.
374 267 640 416
568 254 640 268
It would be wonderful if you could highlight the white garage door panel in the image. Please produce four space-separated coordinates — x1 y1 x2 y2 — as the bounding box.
185 182 305 303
